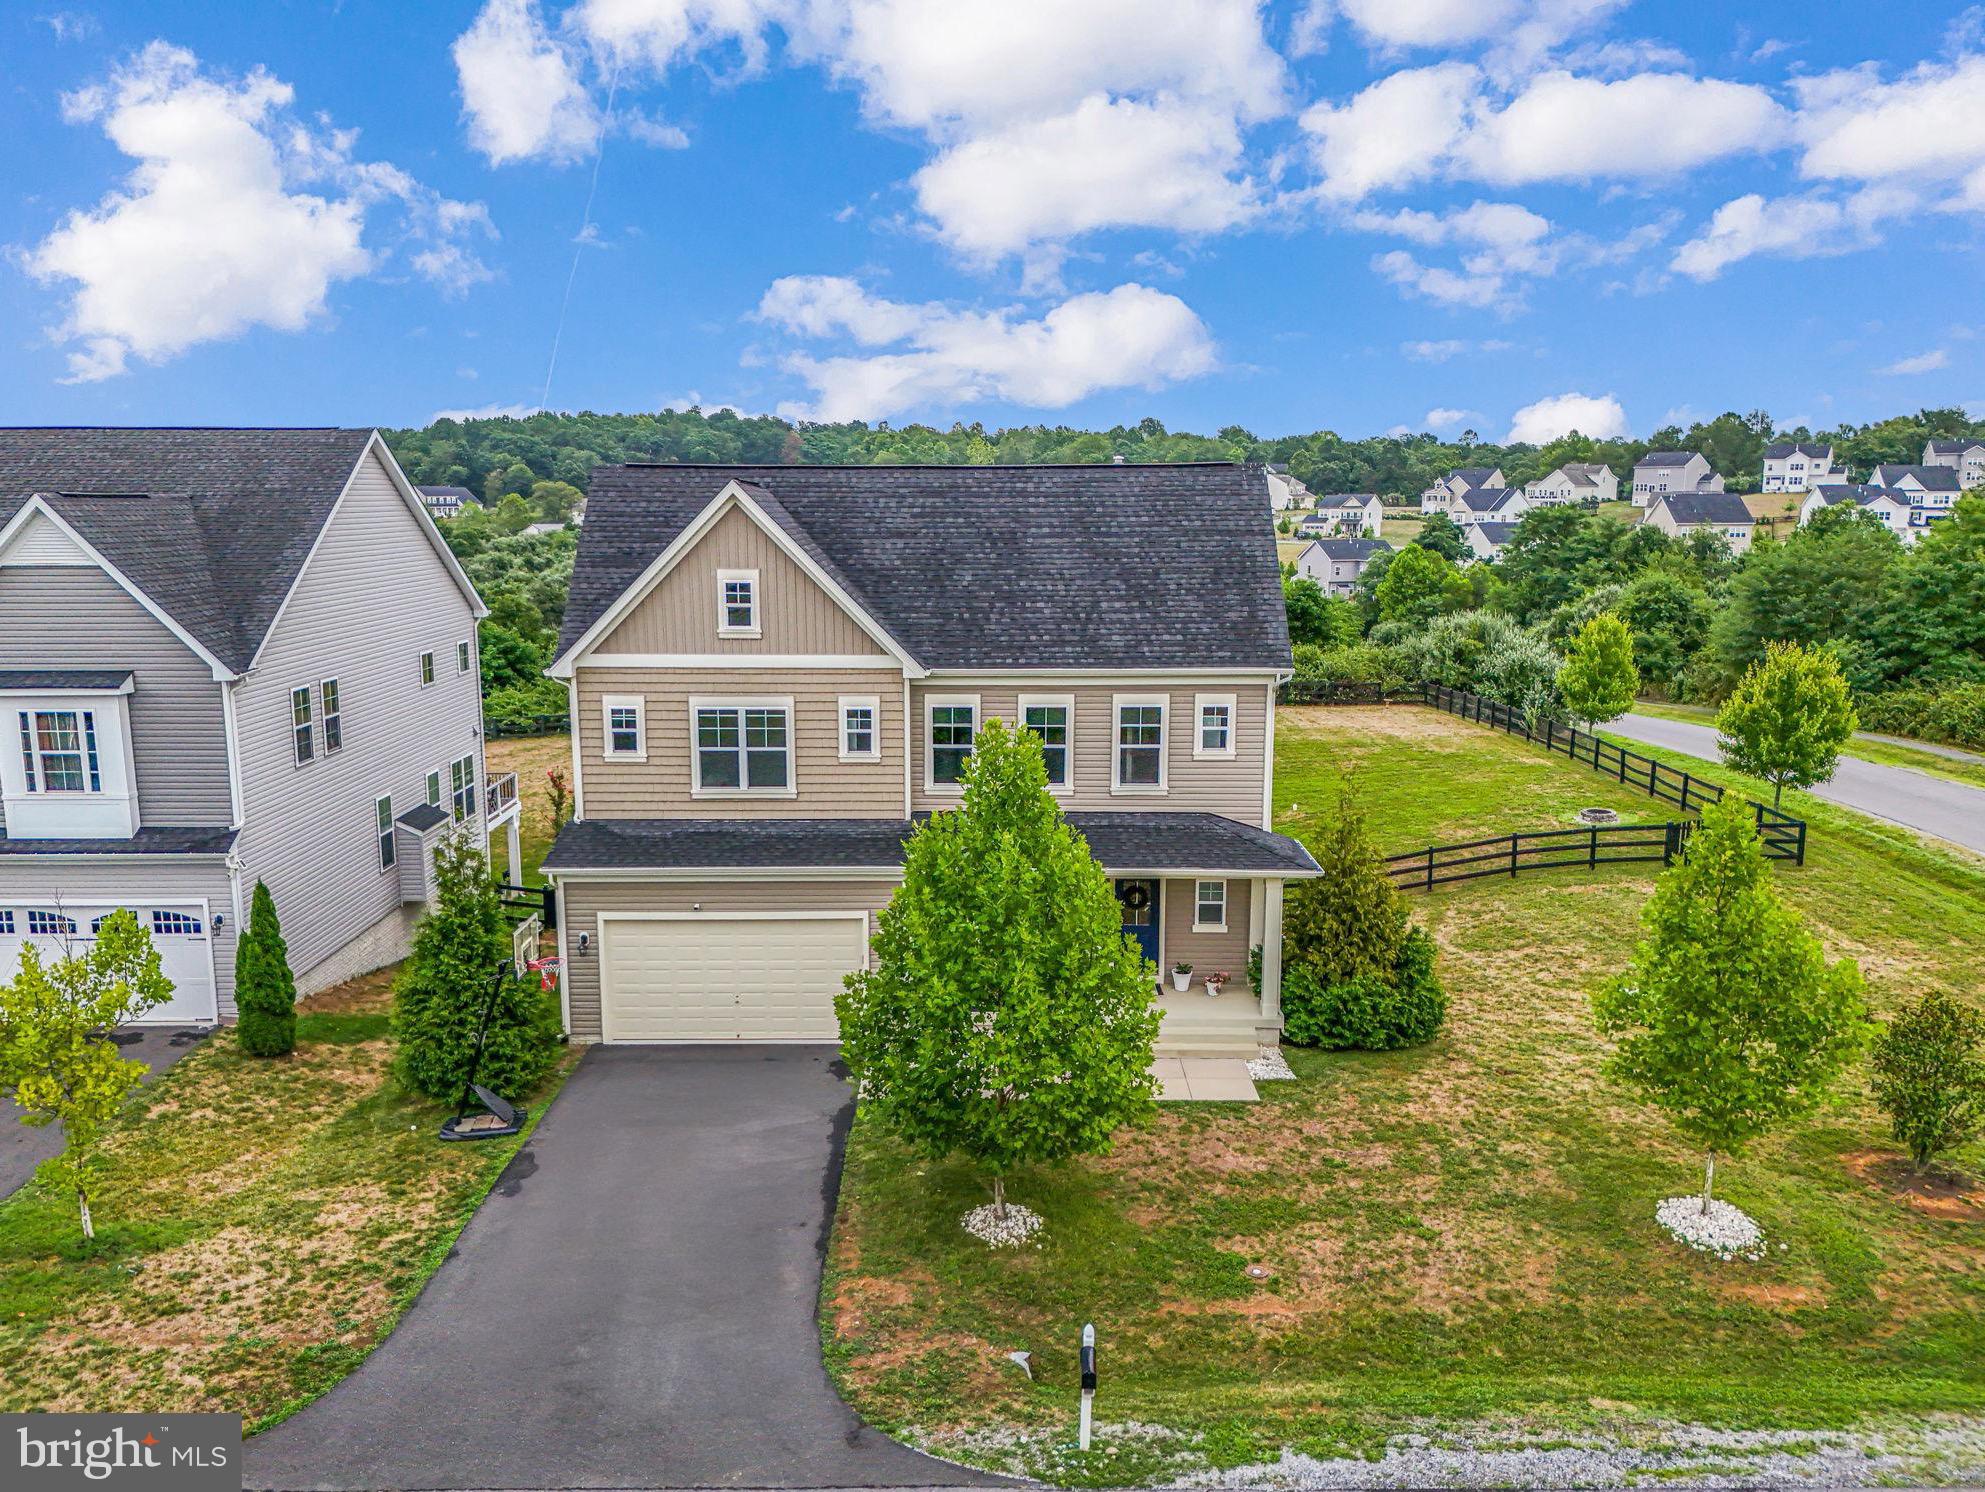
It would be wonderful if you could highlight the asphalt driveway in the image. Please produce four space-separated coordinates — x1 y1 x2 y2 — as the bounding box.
0 1025 211 1200
244 1045 1003 1490
1609 712 1985 859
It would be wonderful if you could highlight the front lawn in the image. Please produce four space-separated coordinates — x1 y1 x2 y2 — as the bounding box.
0 967 573 1428
825 704 1985 1482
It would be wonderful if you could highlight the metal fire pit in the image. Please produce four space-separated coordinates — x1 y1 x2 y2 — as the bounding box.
1578 807 1622 826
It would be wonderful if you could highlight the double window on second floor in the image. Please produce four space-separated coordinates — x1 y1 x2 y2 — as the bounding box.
291 679 343 767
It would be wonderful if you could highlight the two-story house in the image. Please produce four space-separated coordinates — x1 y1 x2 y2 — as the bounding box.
1291 536 1391 595
1799 484 1914 541
0 428 515 1023
1463 521 1522 561
1450 486 1530 527
1760 442 1841 493
1526 462 1617 507
1263 463 1312 513
417 485 477 520
1420 465 1502 515
1294 493 1384 537
1869 463 1963 520
1645 491 1756 554
1923 438 1985 491
1630 451 1724 507
539 463 1318 1056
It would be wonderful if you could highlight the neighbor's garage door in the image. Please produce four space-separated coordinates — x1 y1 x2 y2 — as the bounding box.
0 902 218 1024
598 913 866 1042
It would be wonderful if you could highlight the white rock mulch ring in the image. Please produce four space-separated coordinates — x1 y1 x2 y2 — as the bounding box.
1655 1195 1767 1261
1248 1046 1296 1081
963 1202 1045 1249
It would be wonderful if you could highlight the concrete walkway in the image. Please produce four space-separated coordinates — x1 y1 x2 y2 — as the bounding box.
1609 713 1985 859
243 1045 1003 1490
0 1025 212 1200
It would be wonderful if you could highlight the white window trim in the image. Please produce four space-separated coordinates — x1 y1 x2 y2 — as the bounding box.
716 567 761 639
1017 692 1075 795
375 794 396 873
687 694 798 799
602 694 647 762
1111 692 1169 795
923 692 981 795
1193 879 1228 933
418 650 436 688
426 769 443 808
320 677 343 757
290 684 314 768
838 694 882 763
456 639 473 674
1193 692 1238 761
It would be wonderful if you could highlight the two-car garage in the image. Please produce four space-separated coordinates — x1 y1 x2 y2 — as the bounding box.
594 912 868 1043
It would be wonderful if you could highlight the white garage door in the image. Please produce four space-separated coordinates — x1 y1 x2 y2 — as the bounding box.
598 913 866 1042
0 901 218 1024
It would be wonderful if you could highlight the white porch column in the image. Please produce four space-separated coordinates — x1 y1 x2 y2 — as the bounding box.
505 815 523 886
1260 878 1284 1024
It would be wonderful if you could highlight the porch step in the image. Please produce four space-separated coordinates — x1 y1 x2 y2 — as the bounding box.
1155 1037 1263 1058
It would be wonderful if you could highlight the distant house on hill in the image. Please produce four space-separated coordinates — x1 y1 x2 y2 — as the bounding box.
1868 463 1964 533
1645 491 1756 553
1295 493 1384 537
1923 438 1985 491
1760 442 1840 493
1799 484 1914 541
1527 462 1617 506
1420 465 1503 515
1264 464 1313 513
1450 486 1529 527
1630 451 1724 507
416 484 476 519
1292 536 1392 596
1463 521 1523 561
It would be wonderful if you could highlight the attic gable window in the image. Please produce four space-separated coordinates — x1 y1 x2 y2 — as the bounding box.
717 569 760 638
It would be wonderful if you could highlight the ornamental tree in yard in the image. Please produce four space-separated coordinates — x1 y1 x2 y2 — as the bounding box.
1593 796 1868 1215
1870 992 1985 1173
234 881 297 1057
1557 613 1640 729
1283 787 1405 987
0 909 171 1241
836 719 1161 1222
1717 640 1857 808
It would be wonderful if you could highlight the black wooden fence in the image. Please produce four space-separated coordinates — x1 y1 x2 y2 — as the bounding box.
486 713 571 739
1386 820 1687 891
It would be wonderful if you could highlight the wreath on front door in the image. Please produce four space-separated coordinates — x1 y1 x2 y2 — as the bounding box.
1117 884 1151 912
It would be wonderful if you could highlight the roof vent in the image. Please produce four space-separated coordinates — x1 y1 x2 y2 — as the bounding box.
1111 454 1125 465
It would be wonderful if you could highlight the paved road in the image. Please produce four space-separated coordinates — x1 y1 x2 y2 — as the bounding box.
244 1046 1003 1491
1 1025 212 1199
1609 712 1985 859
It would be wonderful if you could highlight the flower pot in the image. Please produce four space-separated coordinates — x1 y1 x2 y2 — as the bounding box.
1204 981 1225 999
1171 970 1191 992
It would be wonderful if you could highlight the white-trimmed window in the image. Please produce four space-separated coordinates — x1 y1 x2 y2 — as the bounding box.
289 686 314 765
152 910 204 936
692 697 794 794
716 568 760 637
419 651 436 687
0 911 12 934
18 709 101 792
1112 694 1168 793
321 678 343 755
925 694 979 790
426 770 443 808
375 795 396 871
839 695 881 762
1018 693 1073 789
602 695 646 761
1194 880 1227 932
1194 693 1237 760
450 754 478 821
456 640 473 674
27 910 75 936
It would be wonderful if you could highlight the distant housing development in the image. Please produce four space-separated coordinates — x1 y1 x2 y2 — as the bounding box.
1449 486 1530 527
1292 536 1391 596
1924 438 1985 490
1799 484 1915 541
1630 451 1725 507
1526 462 1617 506
1760 442 1840 493
1420 466 1503 515
1464 521 1523 561
1645 491 1756 553
1295 493 1384 537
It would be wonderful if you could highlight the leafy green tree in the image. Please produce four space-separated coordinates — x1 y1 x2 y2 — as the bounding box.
393 834 561 1103
1558 614 1639 727
1284 788 1406 987
1613 572 1713 695
836 719 1161 1220
1593 796 1868 1213
1374 543 1469 626
234 881 297 1057
0 909 172 1240
1706 514 1899 691
1414 511 1468 562
1283 576 1347 647
479 620 547 694
1870 495 1985 686
1870 992 1985 1173
1716 641 1857 807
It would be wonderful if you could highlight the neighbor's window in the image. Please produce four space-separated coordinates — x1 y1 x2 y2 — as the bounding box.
717 570 759 635
1114 699 1166 789
376 795 396 871
290 687 314 765
321 678 343 755
1195 880 1227 931
151 910 204 936
456 640 473 674
419 651 436 687
450 754 478 820
928 699 977 786
695 703 791 791
1196 695 1235 759
28 910 76 936
0 911 12 934
1020 697 1070 787
840 697 879 761
426 770 443 808
603 696 645 759
18 709 100 793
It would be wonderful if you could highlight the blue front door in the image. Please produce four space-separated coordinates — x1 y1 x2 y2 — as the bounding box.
1115 879 1161 970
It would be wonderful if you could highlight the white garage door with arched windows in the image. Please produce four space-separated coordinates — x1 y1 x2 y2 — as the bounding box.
596 911 867 1042
0 900 218 1024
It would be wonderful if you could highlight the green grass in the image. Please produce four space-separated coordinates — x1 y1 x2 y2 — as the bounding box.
486 733 569 883
826 703 1985 1478
1627 699 1985 794
0 966 574 1428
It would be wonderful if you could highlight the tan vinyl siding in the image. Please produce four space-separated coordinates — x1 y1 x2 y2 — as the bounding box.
575 667 906 819
1161 877 1253 991
0 565 232 831
596 506 886 657
558 877 899 1039
909 682 1269 823
231 447 485 982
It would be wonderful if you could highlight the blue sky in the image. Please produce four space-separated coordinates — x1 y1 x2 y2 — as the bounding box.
4 0 1983 441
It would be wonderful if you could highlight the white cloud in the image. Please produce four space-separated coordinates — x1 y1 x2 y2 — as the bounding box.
1504 391 1628 443
1881 349 1949 376
454 0 599 165
1301 61 1479 201
1351 198 1660 308
1424 406 1482 429
1336 0 1521 50
40 11 99 41
430 401 539 421
1401 337 1513 361
26 44 491 382
1669 189 1896 280
1795 55 1985 211
757 276 1216 420
1373 250 1505 309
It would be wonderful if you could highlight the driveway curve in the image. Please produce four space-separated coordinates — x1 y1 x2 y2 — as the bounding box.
1607 712 1985 859
244 1045 1002 1490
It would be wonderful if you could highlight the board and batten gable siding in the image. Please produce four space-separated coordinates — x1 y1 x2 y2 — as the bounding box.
575 666 906 819
908 682 1270 824
596 506 888 658
558 877 898 1039
231 447 484 982
0 563 231 832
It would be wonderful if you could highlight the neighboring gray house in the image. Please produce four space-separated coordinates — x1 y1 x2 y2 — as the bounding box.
1761 442 1840 493
1295 493 1384 536
1464 521 1522 560
417 484 477 519
0 429 517 1023
1630 451 1724 506
1799 484 1914 541
1869 463 1965 533
1421 465 1503 514
1923 439 1985 491
1526 462 1617 506
1645 491 1756 553
1450 486 1530 527
1292 536 1391 595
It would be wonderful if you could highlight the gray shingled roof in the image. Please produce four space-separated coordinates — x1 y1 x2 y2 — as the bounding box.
1812 484 1904 508
0 428 378 674
0 669 133 691
1927 439 1985 455
1316 492 1378 507
1656 492 1753 526
395 803 451 832
1637 450 1702 467
417 485 477 502
1450 466 1497 485
1472 522 1522 549
1456 486 1522 512
0 826 238 856
543 812 1319 875
1314 538 1391 561
1764 441 1831 460
561 463 1290 670
1872 464 1962 492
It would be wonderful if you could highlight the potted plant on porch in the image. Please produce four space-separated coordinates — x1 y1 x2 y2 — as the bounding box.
1204 970 1230 999
1172 960 1193 993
